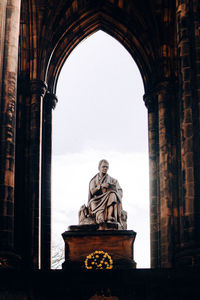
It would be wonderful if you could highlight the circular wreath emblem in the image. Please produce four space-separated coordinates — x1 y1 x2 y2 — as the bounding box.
84 250 113 270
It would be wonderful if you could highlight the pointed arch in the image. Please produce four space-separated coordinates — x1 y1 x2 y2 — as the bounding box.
52 30 149 268
15 0 179 269
45 8 158 94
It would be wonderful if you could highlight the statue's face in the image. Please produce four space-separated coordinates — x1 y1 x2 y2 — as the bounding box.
99 162 109 175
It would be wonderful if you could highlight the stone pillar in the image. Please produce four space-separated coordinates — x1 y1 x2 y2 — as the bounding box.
157 81 177 268
176 0 200 265
28 79 47 269
144 92 160 268
0 0 21 268
0 0 7 98
41 92 57 269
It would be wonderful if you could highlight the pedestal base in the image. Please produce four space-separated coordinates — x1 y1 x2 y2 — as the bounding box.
62 228 136 270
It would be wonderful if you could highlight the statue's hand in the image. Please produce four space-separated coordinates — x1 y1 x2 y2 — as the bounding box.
101 183 109 189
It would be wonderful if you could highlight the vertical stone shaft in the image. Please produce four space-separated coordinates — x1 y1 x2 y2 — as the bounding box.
144 93 160 268
29 80 47 269
193 0 200 243
0 0 7 99
157 82 174 267
176 0 200 261
41 92 57 269
0 0 21 259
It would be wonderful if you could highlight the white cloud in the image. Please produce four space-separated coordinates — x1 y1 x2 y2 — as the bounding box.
54 30 147 155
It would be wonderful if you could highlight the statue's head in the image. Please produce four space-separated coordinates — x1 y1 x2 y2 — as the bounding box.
98 159 109 174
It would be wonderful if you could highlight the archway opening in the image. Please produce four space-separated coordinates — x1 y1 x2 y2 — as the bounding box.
52 30 149 268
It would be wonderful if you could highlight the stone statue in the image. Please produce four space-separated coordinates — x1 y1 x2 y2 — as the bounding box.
79 159 127 230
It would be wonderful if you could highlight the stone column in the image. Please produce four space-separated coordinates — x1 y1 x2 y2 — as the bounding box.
0 0 7 98
176 0 200 265
28 79 47 269
41 92 57 269
144 92 160 268
0 0 21 268
157 81 177 268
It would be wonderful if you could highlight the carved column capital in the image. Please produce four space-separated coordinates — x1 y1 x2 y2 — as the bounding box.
143 91 156 113
154 78 177 95
156 80 171 92
144 78 177 110
44 92 58 110
29 79 48 97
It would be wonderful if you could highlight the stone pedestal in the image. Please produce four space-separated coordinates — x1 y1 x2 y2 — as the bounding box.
62 227 136 270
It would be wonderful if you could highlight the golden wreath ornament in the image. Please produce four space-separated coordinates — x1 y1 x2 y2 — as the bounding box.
84 250 113 270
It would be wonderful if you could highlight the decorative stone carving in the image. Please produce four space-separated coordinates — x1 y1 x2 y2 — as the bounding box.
143 91 156 113
29 79 48 97
6 99 15 140
44 92 58 110
79 160 127 230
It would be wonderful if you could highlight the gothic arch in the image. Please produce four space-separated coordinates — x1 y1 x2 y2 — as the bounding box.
40 1 177 270
15 0 181 270
44 7 160 94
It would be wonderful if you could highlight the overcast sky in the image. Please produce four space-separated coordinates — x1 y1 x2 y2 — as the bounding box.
52 30 150 268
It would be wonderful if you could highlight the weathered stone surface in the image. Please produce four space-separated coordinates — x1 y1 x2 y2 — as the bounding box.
0 0 21 266
62 230 136 270
41 92 58 270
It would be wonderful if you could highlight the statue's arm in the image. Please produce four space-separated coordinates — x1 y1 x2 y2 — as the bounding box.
108 178 119 192
89 178 101 196
117 182 123 198
111 179 123 198
109 183 117 190
91 185 101 195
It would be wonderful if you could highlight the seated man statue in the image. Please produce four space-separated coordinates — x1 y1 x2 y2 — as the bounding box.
79 159 127 229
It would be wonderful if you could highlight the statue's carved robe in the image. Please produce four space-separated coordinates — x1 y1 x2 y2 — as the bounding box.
88 173 123 224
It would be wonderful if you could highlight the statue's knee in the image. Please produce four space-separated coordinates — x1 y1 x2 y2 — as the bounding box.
110 192 117 201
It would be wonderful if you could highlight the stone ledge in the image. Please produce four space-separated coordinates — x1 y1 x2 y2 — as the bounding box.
64 228 136 236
